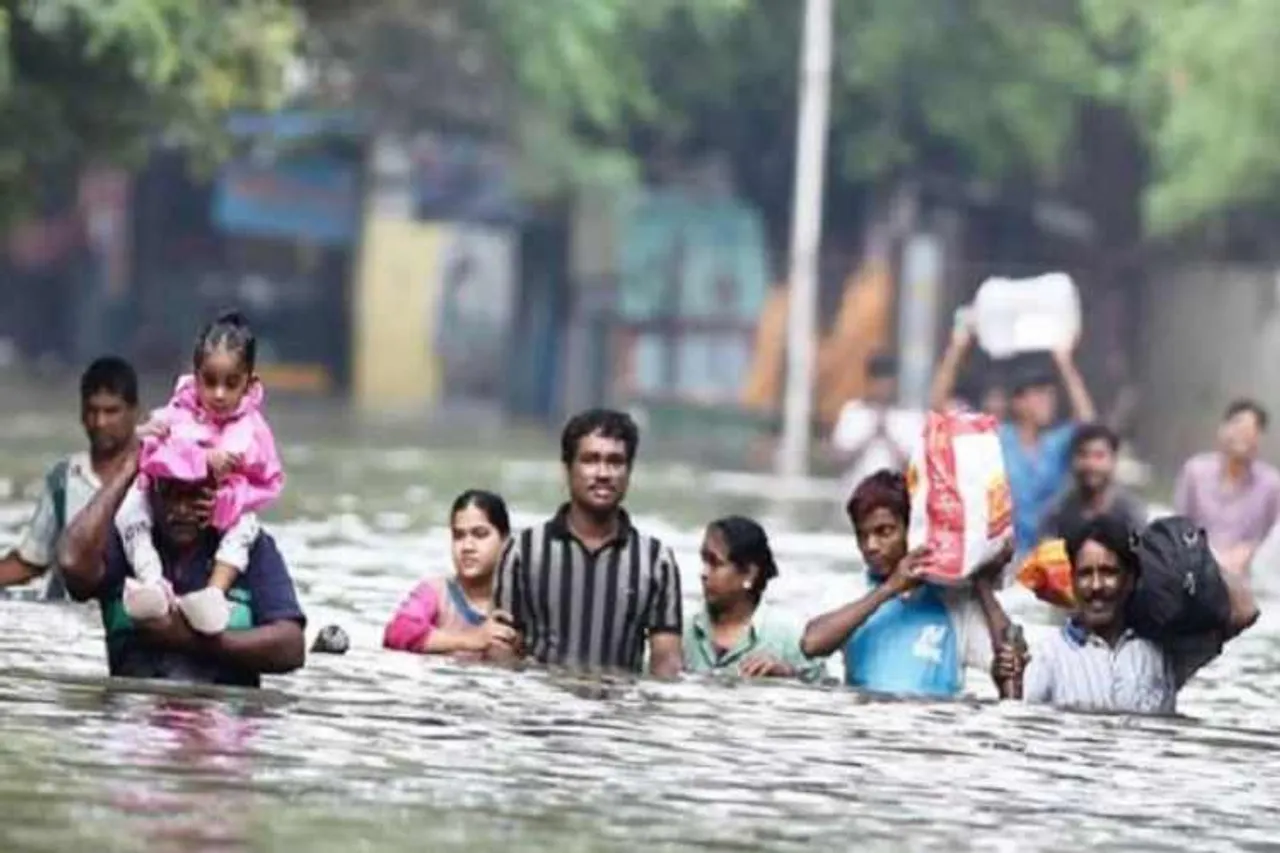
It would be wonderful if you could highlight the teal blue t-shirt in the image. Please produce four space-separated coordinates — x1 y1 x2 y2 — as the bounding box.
999 422 1076 553
843 583 962 698
96 530 306 687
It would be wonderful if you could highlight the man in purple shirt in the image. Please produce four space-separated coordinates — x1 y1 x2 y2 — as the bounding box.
1175 399 1280 576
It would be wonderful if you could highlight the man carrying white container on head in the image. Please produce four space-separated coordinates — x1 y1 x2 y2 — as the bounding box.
931 273 1097 555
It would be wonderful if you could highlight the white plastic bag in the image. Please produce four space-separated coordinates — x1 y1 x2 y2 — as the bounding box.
973 272 1080 358
906 410 1013 584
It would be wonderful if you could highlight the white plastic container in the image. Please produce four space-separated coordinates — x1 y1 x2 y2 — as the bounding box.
972 272 1080 358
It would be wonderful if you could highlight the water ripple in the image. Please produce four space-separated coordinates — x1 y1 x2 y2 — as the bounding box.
0 431 1276 851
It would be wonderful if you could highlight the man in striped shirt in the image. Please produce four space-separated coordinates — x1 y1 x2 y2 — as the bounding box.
997 515 1257 714
489 409 683 676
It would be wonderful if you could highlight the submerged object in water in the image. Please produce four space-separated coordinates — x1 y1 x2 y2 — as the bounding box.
311 624 350 655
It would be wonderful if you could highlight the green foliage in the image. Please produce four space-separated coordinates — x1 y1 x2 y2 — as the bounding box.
832 0 1101 183
0 0 299 221
10 0 1273 235
510 0 1280 237
1082 0 1280 234
463 0 1108 204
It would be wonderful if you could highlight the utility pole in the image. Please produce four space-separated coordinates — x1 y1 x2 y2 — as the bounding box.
778 0 833 482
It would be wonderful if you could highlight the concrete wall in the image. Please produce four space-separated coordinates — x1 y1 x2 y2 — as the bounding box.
1135 265 1280 479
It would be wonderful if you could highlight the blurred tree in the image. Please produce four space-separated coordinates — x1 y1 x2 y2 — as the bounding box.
299 0 1105 233
298 0 748 196
298 0 1280 238
615 0 1107 243
639 1 1101 182
1083 0 1280 235
0 0 299 222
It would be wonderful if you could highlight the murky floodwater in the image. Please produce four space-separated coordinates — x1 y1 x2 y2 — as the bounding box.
1 401 1279 852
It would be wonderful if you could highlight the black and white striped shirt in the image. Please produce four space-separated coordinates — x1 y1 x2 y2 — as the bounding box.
494 506 682 672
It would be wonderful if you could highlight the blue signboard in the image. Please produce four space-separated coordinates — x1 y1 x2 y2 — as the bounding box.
212 155 361 247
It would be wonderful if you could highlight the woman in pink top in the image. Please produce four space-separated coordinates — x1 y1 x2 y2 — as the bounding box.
384 490 517 656
116 311 285 635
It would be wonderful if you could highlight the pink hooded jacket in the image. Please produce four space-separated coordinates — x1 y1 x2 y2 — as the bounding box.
138 374 284 531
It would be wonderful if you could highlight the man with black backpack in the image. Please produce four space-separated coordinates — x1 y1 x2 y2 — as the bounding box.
0 357 141 600
994 514 1259 714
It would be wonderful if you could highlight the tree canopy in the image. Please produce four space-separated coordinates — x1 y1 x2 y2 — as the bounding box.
0 0 298 219
1085 0 1280 234
464 0 1280 238
2 0 1278 238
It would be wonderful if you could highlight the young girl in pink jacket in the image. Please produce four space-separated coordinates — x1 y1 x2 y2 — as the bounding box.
384 490 515 657
117 311 284 634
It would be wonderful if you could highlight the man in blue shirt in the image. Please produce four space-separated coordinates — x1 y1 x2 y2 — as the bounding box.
930 326 1096 554
801 470 1017 698
57 446 306 687
999 344 1095 554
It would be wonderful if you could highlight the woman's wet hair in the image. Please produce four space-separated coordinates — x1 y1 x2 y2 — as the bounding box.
846 469 910 529
194 310 257 374
451 489 511 537
708 515 779 602
1065 514 1139 574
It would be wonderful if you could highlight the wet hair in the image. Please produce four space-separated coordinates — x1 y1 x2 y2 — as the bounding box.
80 356 138 407
954 365 1007 413
1009 366 1056 397
560 408 639 466
194 310 257 374
1065 514 1139 576
1071 422 1120 456
846 469 910 529
707 515 779 603
867 352 898 380
1224 398 1268 431
450 489 511 537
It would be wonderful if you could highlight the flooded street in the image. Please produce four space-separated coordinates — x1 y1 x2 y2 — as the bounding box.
1 392 1279 852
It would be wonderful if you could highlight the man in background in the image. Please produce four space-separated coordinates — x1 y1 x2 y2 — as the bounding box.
999 345 1096 555
930 322 1095 554
829 353 922 489
1039 423 1147 544
1175 399 1280 576
0 356 140 599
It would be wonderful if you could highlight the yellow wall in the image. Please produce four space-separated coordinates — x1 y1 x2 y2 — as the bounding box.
352 217 444 412
739 253 894 426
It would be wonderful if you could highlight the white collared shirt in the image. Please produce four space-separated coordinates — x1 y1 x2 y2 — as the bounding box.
16 452 102 572
1024 620 1177 715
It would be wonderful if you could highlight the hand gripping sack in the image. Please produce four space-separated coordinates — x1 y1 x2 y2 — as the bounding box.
905 411 1013 585
1126 516 1231 641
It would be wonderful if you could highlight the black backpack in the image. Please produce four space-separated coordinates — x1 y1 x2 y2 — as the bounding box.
1126 516 1231 641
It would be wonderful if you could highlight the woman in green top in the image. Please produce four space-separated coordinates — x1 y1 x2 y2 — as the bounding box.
683 516 825 681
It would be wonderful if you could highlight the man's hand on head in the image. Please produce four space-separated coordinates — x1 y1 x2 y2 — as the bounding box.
193 483 217 518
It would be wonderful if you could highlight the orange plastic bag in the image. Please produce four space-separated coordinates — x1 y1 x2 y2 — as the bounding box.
1017 538 1075 609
